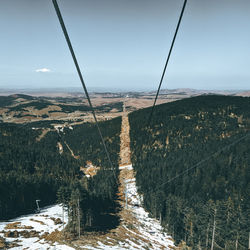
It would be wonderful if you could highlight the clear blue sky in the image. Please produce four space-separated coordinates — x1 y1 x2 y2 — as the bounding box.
0 0 249 91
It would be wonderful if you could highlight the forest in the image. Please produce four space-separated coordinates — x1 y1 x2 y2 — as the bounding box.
58 117 121 232
0 123 80 219
129 95 250 249
0 116 121 233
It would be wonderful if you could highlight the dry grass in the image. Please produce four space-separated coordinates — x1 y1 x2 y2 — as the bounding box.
4 222 21 229
119 109 131 166
40 230 62 243
50 217 63 225
4 222 33 230
30 218 46 225
0 236 6 248
3 230 40 238
36 128 50 142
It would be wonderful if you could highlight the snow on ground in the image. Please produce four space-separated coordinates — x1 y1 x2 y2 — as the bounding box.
83 164 175 250
0 204 74 250
119 164 133 170
54 125 64 133
82 242 134 250
0 165 174 250
125 174 174 249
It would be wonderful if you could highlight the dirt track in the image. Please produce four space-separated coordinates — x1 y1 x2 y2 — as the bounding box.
63 101 175 249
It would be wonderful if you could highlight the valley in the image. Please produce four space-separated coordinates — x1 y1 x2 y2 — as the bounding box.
1 89 247 125
0 91 249 249
66 100 175 249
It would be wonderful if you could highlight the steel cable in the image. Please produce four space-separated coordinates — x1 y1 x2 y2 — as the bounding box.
148 0 187 125
52 0 116 179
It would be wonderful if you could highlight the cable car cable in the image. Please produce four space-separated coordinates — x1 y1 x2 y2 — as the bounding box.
148 0 187 125
52 0 116 178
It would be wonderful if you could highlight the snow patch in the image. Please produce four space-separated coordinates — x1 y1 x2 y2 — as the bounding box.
83 164 175 249
125 176 174 249
119 164 133 170
0 204 74 250
54 125 64 133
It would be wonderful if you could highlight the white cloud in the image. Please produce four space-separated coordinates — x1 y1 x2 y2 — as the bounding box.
35 68 51 73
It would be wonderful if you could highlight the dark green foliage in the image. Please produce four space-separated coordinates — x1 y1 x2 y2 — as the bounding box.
13 94 34 100
59 117 121 232
0 115 121 232
13 114 37 118
8 100 51 112
96 102 123 112
45 97 84 103
62 117 121 167
57 102 123 113
0 96 16 107
129 95 250 249
55 104 91 113
46 102 123 114
7 100 122 114
0 94 34 107
0 123 81 219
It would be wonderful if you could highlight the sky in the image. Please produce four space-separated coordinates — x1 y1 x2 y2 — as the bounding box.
0 0 250 92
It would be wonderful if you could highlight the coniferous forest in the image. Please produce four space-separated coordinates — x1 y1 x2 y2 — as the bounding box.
58 117 121 232
0 123 80 219
1 94 250 247
129 95 250 249
0 117 121 233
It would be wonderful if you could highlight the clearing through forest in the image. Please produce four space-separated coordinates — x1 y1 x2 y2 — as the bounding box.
0 101 175 250
69 100 175 249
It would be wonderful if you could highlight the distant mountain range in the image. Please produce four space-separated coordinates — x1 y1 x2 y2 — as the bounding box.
0 88 249 97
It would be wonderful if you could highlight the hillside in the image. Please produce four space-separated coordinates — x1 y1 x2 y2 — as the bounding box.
0 115 121 225
0 94 123 125
1 93 249 249
0 100 177 249
2 89 246 125
129 95 250 249
0 122 79 219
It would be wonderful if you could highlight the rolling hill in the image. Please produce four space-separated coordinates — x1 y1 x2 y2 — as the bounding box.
129 95 250 249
